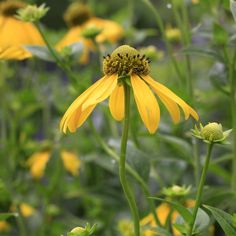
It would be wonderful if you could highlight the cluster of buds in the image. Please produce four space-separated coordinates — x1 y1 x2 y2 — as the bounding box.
16 3 49 22
162 185 191 198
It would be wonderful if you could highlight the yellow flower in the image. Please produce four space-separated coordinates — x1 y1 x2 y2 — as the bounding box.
27 150 51 179
56 2 123 64
27 150 80 179
192 0 199 4
165 25 181 42
61 150 81 176
140 200 195 236
0 220 10 232
19 203 35 217
10 202 35 218
60 45 198 134
0 0 44 60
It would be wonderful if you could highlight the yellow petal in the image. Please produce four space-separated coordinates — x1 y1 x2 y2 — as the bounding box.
27 151 50 179
109 84 124 121
61 151 80 176
143 75 199 121
131 75 160 133
0 16 44 60
82 74 118 109
60 75 118 133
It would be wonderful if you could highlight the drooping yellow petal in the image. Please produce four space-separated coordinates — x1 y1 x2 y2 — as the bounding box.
82 74 118 109
131 74 160 134
143 75 199 121
0 16 44 60
0 46 30 60
27 151 50 179
60 75 118 133
61 151 80 176
109 84 124 121
142 76 180 123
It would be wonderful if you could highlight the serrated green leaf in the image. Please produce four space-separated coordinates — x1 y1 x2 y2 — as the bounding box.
204 205 236 236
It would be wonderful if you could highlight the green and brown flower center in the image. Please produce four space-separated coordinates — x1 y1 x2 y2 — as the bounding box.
103 45 151 76
0 0 26 17
201 122 224 141
64 2 92 28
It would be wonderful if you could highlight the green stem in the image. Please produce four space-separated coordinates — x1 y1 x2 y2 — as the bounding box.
120 83 140 236
141 0 183 81
230 50 236 190
187 143 214 236
35 22 77 85
89 120 161 226
16 205 27 236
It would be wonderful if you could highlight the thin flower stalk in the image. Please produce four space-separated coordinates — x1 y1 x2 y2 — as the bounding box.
140 0 184 82
187 143 214 236
89 119 161 226
119 82 140 236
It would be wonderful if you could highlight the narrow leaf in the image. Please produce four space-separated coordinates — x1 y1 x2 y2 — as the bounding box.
204 205 236 236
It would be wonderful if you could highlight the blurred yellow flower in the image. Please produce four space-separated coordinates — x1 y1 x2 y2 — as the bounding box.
11 202 35 218
140 200 193 236
27 150 80 179
56 2 123 64
0 221 10 232
61 150 81 176
192 0 199 4
20 203 35 217
27 151 50 179
0 0 44 60
165 25 181 42
61 45 198 134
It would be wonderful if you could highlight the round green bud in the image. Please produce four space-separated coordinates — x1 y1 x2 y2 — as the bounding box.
201 122 224 141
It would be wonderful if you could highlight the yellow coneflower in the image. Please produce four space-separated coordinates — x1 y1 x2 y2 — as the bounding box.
0 221 10 232
60 45 198 134
27 150 80 179
0 0 44 60
56 2 123 64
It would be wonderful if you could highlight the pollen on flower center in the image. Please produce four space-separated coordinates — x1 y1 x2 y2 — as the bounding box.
103 45 151 76
0 0 26 17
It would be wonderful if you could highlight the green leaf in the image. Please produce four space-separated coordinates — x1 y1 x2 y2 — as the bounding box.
0 213 18 220
149 197 193 222
159 134 192 163
174 208 210 235
204 205 236 236
181 47 224 62
24 45 55 61
213 23 228 45
230 0 236 22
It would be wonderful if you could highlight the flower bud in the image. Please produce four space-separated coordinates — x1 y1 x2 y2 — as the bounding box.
201 122 223 141
16 3 49 22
